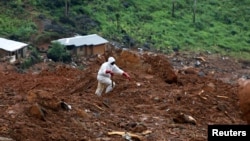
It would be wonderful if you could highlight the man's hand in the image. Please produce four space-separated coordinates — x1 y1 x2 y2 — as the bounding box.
122 72 130 80
106 70 114 76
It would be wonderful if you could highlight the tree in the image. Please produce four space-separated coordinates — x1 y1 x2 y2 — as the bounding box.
115 13 120 31
65 0 70 17
193 0 197 23
172 0 176 17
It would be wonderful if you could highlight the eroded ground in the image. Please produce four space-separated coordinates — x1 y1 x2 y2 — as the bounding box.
0 49 249 141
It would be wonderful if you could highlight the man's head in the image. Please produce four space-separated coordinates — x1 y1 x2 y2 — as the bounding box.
108 57 115 65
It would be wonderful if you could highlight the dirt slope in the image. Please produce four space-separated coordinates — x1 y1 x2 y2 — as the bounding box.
0 48 249 141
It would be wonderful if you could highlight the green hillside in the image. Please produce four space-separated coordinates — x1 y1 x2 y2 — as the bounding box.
0 0 249 59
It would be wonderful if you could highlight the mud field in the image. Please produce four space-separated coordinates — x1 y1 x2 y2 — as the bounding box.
0 49 249 141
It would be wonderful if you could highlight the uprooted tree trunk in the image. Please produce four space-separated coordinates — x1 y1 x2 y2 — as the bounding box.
65 0 70 17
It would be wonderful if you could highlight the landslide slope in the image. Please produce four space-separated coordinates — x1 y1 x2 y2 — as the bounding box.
0 49 247 141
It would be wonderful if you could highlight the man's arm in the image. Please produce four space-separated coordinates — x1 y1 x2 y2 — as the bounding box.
113 65 130 80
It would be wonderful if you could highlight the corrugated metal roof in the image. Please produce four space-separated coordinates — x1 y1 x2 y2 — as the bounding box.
0 38 28 52
53 34 108 47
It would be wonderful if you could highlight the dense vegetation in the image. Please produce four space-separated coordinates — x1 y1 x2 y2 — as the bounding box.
47 42 71 62
0 0 249 59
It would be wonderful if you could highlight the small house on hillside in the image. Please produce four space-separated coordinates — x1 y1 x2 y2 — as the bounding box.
52 34 109 56
0 38 28 62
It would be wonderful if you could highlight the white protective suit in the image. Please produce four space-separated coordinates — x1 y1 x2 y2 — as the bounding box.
95 57 124 96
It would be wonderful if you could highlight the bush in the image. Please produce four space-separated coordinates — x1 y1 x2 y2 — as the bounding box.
47 42 71 62
20 47 41 69
34 32 61 46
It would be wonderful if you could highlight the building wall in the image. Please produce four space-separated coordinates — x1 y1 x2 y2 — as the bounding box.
22 46 27 58
72 44 106 56
15 46 27 59
71 48 78 56
92 44 106 55
0 46 27 59
75 46 85 56
0 49 8 57
0 46 27 62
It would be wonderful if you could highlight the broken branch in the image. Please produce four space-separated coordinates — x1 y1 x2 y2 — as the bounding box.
82 100 104 111
216 95 228 99
108 131 143 141
195 57 206 62
198 90 204 95
0 105 8 107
